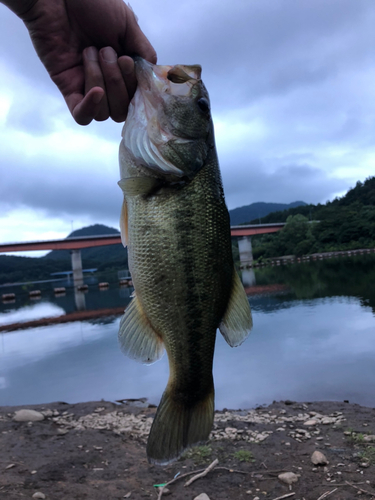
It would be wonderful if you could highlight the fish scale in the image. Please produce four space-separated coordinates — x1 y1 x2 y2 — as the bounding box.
118 58 252 464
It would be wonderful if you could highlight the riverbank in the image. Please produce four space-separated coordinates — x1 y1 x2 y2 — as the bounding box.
1 399 374 500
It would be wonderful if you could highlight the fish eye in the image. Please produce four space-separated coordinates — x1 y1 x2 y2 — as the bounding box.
197 98 210 114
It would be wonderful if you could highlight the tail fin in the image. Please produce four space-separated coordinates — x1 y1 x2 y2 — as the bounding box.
146 383 214 465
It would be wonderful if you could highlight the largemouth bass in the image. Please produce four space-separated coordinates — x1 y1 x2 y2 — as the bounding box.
118 58 252 465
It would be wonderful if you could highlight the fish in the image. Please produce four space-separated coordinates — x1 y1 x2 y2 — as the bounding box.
118 58 252 465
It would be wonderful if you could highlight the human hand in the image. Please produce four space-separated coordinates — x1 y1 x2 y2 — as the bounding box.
3 0 157 125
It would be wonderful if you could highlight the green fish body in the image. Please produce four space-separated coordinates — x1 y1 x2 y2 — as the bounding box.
118 59 252 464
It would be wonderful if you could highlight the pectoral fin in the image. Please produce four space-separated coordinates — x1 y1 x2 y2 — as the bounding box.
219 269 252 347
119 198 128 247
119 295 164 364
118 176 162 197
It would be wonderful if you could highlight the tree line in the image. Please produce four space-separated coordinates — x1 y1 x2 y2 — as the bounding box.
251 177 375 260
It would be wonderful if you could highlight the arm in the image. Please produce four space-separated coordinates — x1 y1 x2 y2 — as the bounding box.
1 0 157 125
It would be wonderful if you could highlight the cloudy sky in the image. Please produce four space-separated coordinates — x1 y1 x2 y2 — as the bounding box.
1 0 374 253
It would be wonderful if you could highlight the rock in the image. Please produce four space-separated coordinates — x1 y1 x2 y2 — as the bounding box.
303 419 317 426
32 493 46 499
194 494 210 500
41 409 53 417
321 418 332 424
158 487 171 496
13 410 44 422
311 450 329 465
363 435 375 442
278 472 299 485
57 428 69 435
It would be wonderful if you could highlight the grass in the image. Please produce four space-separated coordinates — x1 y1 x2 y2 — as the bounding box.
232 449 255 463
346 430 365 444
359 447 375 465
182 445 213 464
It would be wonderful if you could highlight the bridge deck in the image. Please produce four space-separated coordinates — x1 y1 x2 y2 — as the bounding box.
0 223 286 253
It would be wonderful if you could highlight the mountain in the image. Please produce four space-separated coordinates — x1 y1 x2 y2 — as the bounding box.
229 201 307 225
252 177 375 258
44 224 124 265
0 224 128 285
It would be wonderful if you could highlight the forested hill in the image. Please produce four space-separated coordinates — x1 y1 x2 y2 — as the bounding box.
229 201 306 225
0 224 127 285
44 224 122 263
252 177 375 259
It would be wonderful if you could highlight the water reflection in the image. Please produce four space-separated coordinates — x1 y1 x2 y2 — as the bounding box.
1 295 374 408
1 255 375 408
74 289 87 311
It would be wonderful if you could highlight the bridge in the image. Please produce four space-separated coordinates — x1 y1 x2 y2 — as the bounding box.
0 223 285 285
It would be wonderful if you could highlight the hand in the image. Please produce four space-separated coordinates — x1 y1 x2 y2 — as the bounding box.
3 0 157 125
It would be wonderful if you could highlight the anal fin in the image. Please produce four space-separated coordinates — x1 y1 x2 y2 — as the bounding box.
219 268 252 347
119 296 164 364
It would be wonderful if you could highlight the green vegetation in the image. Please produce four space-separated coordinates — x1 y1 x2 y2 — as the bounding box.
251 177 375 259
229 201 306 225
182 445 213 463
232 449 254 462
359 447 375 465
347 431 365 444
0 224 128 285
2 177 375 283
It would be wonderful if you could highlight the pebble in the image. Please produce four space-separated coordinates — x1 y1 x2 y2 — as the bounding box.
303 419 317 426
278 472 299 485
32 493 46 499
158 487 171 496
311 451 329 465
193 494 210 500
30 406 346 445
13 410 44 422
57 428 69 435
363 435 375 442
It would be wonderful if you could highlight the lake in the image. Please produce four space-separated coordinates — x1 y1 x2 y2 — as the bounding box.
1 254 375 409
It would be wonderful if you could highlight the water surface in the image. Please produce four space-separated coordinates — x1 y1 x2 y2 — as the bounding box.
1 255 375 409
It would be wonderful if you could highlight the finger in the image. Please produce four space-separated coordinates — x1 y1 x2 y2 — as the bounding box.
118 55 137 104
122 4 157 64
83 47 109 122
69 87 105 126
99 47 130 123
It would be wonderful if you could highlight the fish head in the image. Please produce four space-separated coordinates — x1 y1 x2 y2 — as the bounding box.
120 58 214 182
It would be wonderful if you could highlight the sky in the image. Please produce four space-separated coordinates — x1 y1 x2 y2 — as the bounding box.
1 0 375 254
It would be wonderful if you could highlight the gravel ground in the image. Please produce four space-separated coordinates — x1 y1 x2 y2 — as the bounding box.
1 399 375 500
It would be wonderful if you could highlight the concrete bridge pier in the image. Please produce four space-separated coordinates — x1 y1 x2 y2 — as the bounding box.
71 249 84 287
238 236 253 268
241 269 256 287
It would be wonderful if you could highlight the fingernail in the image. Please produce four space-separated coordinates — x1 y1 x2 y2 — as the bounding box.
85 47 98 61
101 47 117 63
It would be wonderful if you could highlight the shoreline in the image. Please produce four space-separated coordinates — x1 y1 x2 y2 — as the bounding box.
0 284 290 333
1 399 375 499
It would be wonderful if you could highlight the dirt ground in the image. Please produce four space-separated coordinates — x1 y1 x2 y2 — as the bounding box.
1 399 375 500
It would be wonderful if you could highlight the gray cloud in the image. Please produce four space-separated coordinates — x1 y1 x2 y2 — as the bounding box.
222 161 351 209
0 0 374 240
0 153 122 222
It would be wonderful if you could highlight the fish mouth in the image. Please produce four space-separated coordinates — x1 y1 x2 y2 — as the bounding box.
134 58 202 98
121 59 206 180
